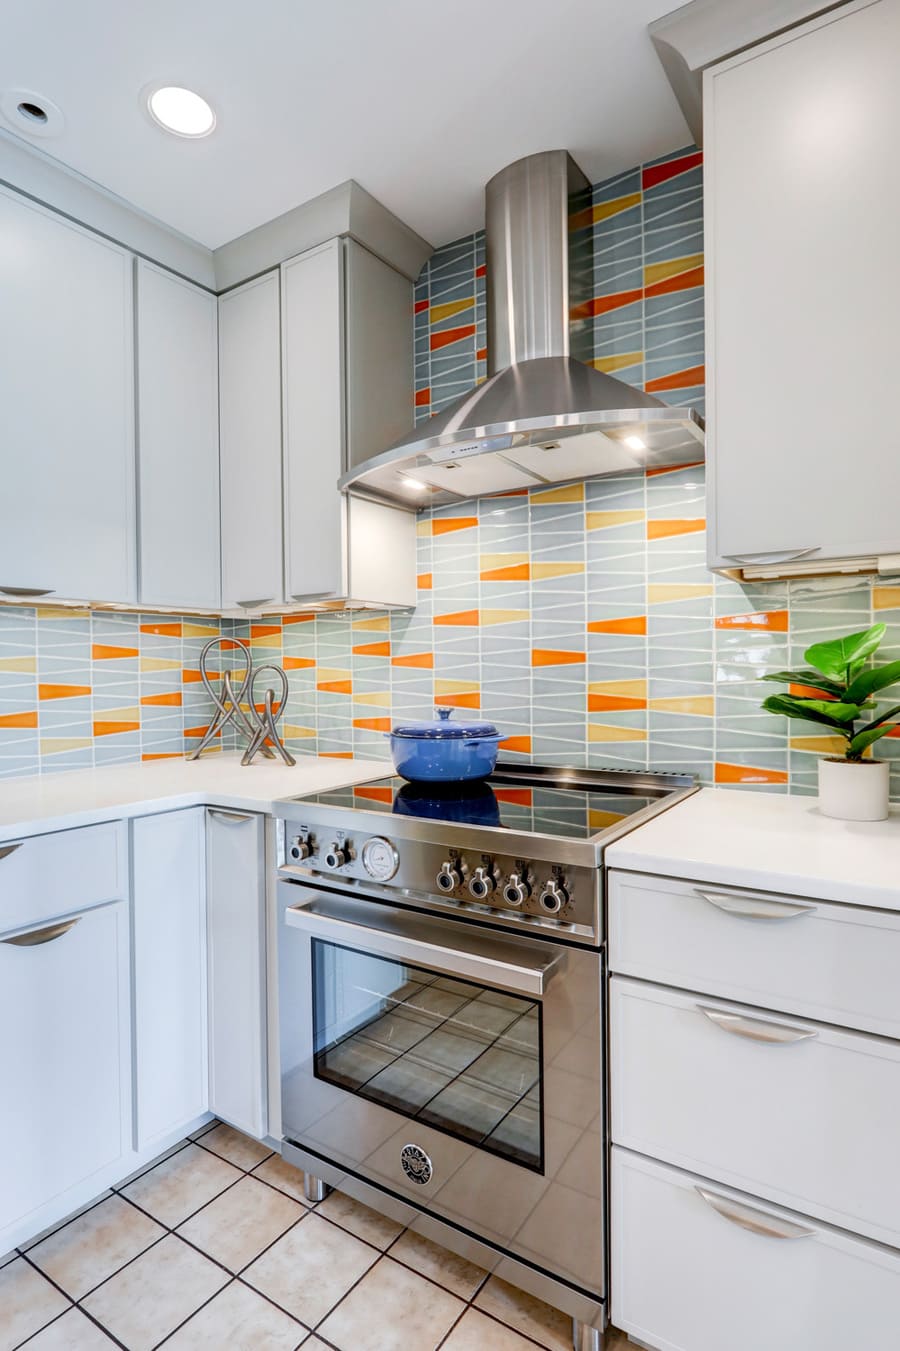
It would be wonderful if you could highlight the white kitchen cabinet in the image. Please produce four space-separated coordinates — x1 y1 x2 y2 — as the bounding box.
281 237 416 606
136 260 220 610
705 0 900 576
0 187 135 604
0 898 131 1248
611 1148 900 1351
206 807 267 1138
132 809 208 1150
218 271 284 611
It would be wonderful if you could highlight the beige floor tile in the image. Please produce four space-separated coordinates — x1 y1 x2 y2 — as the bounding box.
474 1275 572 1351
251 1153 314 1205
198 1122 274 1171
317 1189 404 1249
165 1279 307 1349
28 1193 165 1299
81 1234 229 1351
442 1307 542 1351
177 1175 304 1272
114 1140 192 1191
20 1192 115 1253
121 1142 242 1227
243 1213 377 1326
318 1256 465 1351
0 1257 70 1351
189 1118 219 1140
388 1229 487 1300
0 1248 15 1268
21 1307 118 1349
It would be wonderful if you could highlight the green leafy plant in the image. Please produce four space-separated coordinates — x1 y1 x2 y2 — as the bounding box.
761 623 900 761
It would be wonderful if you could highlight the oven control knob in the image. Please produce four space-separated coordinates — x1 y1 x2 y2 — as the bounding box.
289 835 311 862
468 865 496 901
539 878 569 914
361 836 399 881
502 873 531 907
324 842 348 869
436 861 463 892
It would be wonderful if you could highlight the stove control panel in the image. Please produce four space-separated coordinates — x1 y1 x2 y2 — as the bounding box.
278 823 599 937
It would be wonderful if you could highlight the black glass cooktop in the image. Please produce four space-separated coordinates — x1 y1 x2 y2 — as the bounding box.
294 768 673 841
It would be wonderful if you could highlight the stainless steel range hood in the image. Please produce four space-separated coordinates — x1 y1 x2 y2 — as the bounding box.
340 149 704 507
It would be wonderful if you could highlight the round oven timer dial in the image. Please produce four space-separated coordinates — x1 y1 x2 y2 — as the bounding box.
361 836 399 881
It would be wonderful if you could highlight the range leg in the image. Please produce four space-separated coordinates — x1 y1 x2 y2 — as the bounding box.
572 1318 605 1351
303 1172 331 1203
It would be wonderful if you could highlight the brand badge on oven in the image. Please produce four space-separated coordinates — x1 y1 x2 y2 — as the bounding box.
400 1143 433 1186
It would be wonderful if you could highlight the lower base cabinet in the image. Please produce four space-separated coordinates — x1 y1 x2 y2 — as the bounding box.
612 1148 900 1351
132 810 208 1151
206 807 267 1139
0 900 131 1243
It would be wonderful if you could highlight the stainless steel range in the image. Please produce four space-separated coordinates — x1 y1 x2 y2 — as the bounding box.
275 763 696 1350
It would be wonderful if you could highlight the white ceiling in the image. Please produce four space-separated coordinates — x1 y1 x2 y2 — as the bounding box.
1 0 692 251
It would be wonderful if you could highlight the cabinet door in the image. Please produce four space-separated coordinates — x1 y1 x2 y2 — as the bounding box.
206 808 267 1138
0 901 130 1237
0 188 135 604
345 240 413 469
219 272 284 610
282 239 346 600
346 496 417 607
136 261 220 609
705 0 900 568
132 810 207 1150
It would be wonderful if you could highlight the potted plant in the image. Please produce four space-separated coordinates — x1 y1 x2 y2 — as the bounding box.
761 623 900 821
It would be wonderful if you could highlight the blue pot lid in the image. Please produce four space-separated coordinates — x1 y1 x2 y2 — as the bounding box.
391 706 500 740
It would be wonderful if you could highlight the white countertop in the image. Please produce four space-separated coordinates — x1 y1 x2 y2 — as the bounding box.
0 754 387 842
606 786 900 910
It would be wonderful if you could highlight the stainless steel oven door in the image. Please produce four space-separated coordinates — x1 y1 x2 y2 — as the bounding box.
278 880 605 1300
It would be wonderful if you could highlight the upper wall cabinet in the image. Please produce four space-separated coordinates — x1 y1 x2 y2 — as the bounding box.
218 272 284 611
705 0 900 579
136 261 221 610
0 189 136 605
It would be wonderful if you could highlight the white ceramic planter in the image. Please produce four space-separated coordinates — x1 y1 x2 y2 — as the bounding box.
818 757 890 821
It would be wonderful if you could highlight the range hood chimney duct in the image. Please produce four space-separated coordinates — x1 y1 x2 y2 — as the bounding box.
340 150 704 507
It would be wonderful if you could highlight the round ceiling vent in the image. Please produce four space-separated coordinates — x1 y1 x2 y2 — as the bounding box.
0 90 65 138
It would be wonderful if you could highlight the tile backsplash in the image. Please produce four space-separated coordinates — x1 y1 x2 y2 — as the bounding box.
1 146 898 793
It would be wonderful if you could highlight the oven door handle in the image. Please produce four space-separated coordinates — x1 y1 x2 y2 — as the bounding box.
283 895 562 998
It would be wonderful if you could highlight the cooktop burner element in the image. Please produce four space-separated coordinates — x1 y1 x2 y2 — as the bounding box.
276 763 697 947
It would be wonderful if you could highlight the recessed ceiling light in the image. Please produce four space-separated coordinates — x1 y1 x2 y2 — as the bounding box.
147 86 216 138
623 434 647 451
0 89 65 138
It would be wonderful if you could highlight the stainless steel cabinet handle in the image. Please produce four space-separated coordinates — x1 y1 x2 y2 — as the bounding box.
236 598 275 609
698 1005 818 1045
695 1186 815 1240
0 586 55 598
0 843 23 862
208 809 254 824
696 889 817 921
721 547 819 565
2 917 82 947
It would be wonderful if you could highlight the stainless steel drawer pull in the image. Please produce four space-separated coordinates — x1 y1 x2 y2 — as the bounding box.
695 1186 815 1240
696 889 817 920
0 843 23 862
721 547 819 565
698 1005 818 1045
0 586 55 598
2 917 82 947
208 809 254 824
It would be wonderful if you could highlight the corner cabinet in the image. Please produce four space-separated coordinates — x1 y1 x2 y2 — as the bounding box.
0 188 136 605
705 0 900 578
135 262 221 610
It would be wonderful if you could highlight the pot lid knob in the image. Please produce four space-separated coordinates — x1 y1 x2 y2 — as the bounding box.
435 706 454 720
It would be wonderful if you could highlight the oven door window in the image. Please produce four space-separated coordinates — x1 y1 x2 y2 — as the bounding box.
311 939 543 1171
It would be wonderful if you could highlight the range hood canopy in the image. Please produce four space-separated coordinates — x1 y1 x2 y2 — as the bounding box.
340 150 704 507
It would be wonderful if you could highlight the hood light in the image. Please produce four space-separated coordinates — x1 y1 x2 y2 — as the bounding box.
148 86 216 138
402 477 428 494
623 435 647 451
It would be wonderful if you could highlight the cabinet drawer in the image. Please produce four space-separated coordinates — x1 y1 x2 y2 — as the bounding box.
609 869 900 1038
0 822 126 935
611 1148 900 1351
610 977 900 1246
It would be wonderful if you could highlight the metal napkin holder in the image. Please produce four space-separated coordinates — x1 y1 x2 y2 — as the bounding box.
187 636 296 766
